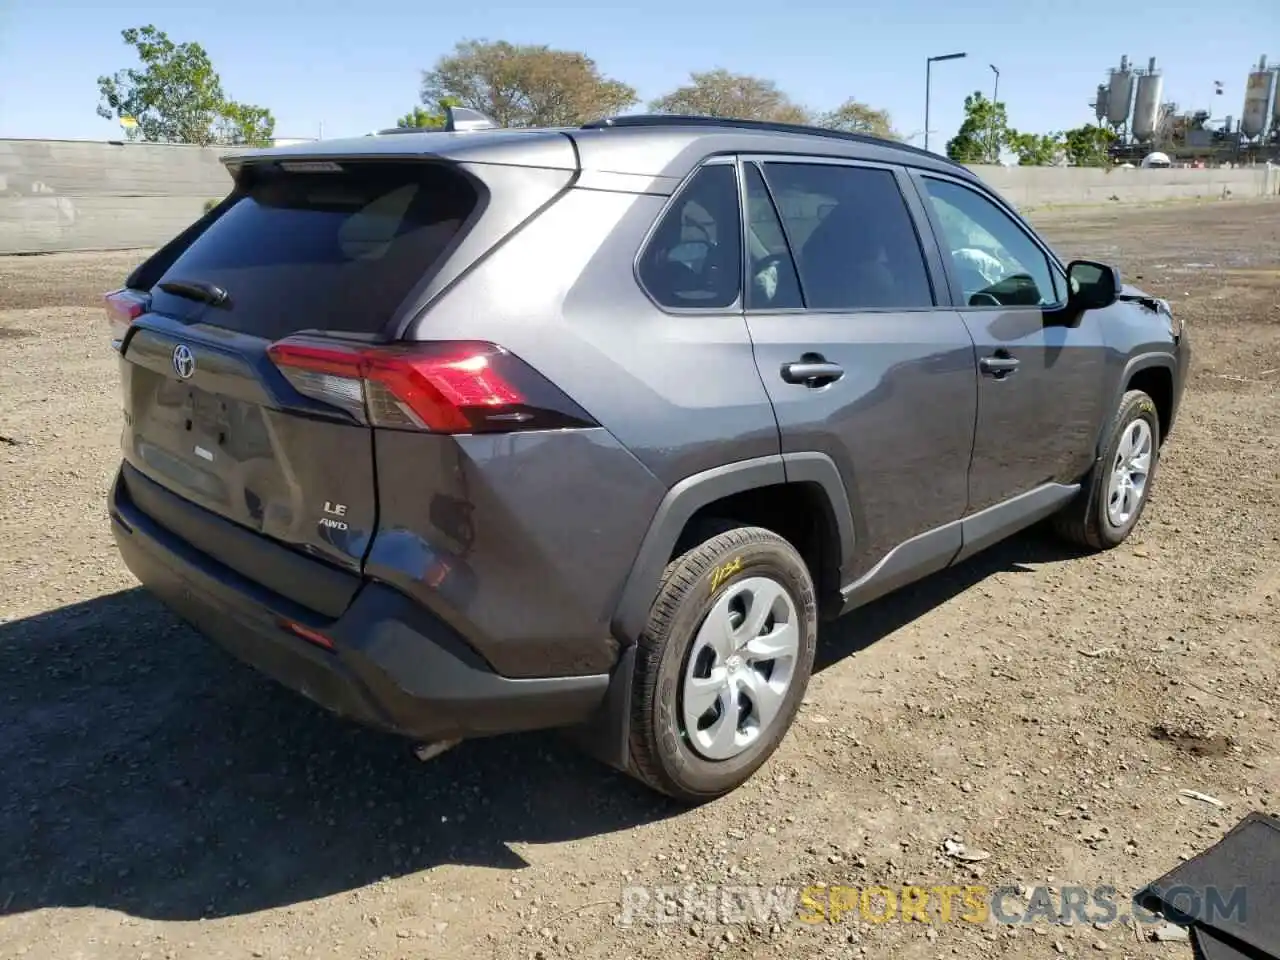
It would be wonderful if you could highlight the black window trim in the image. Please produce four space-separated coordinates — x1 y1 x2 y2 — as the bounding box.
632 154 745 316
737 152 948 316
736 157 807 311
906 168 1069 312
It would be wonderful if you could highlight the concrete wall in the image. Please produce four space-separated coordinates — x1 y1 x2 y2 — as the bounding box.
0 139 230 255
1 138 1278 255
969 162 1280 208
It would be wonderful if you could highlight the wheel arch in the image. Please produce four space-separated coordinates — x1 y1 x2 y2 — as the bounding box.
1125 364 1175 446
610 453 856 646
575 453 854 775
1098 352 1177 456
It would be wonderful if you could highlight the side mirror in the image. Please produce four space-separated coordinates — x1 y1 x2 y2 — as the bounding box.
1066 260 1122 311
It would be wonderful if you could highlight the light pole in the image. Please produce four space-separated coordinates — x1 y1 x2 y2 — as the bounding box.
925 52 967 152
989 64 1001 163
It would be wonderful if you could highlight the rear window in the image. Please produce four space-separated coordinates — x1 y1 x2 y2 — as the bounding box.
150 161 480 339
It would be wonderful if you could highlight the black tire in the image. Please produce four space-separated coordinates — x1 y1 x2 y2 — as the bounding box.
627 525 817 803
1052 389 1161 550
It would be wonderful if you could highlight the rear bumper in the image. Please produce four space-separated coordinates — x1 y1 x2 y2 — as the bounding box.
109 467 610 742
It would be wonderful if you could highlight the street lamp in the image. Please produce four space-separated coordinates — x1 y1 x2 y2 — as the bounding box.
989 64 1001 163
925 52 967 152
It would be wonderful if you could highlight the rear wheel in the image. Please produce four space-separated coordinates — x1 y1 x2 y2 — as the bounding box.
1053 389 1161 549
627 525 817 802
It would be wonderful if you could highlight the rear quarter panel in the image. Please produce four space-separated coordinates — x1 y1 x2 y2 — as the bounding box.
367 428 665 678
383 183 785 677
402 184 782 486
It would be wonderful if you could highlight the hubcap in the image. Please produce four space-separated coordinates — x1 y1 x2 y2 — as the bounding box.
1106 418 1154 528
680 576 801 761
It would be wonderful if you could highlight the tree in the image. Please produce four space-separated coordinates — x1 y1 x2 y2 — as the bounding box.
945 91 1009 164
1062 124 1116 167
1007 130 1064 166
649 69 810 124
815 98 897 139
397 105 442 129
395 97 461 130
421 39 637 128
213 102 275 146
396 104 442 128
96 25 275 146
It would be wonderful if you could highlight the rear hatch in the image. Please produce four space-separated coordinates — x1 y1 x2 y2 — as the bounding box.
117 159 483 615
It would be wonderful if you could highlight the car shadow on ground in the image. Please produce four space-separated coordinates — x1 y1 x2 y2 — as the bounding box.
0 527 1085 922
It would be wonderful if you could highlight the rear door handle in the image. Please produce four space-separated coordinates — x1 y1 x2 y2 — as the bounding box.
780 360 844 387
979 354 1020 378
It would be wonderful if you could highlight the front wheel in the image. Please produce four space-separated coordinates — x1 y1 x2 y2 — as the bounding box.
1053 389 1161 550
627 525 817 803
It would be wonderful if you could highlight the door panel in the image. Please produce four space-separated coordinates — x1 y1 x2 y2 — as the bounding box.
913 174 1108 512
960 310 1107 510
751 316 978 578
742 159 978 584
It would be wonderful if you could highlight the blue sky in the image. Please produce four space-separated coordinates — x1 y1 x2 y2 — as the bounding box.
0 0 1275 151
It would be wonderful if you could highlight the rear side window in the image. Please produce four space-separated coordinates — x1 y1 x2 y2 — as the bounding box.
761 163 934 310
150 162 479 339
638 164 742 310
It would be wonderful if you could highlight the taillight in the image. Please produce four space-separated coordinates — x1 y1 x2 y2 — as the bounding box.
266 339 597 434
104 288 150 351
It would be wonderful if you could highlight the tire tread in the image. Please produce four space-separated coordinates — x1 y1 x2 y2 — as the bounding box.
627 525 808 799
1052 389 1160 550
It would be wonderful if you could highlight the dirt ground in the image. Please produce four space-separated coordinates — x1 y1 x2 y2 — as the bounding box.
1 199 1278 960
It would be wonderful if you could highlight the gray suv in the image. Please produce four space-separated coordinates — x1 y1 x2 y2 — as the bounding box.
106 110 1190 802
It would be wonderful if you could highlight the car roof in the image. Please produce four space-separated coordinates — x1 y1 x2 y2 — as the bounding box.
222 114 978 186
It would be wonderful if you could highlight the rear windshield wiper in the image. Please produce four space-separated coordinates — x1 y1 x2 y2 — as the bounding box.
158 279 231 308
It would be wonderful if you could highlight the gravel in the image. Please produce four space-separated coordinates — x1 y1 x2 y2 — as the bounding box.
1 199 1278 959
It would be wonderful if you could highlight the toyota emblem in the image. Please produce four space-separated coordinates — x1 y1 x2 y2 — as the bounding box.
172 344 196 380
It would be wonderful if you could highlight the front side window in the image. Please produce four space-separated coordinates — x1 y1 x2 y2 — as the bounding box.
921 177 1060 308
761 162 935 310
638 164 742 309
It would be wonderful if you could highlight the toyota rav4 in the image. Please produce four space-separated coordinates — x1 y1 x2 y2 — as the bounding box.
106 110 1190 802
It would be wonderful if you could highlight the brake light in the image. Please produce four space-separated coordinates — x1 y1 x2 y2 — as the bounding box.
104 289 150 351
266 339 597 434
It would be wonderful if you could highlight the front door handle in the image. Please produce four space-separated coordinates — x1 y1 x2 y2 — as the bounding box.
979 353 1020 378
780 360 844 387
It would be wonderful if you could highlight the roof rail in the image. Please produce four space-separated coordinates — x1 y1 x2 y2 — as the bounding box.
582 114 968 171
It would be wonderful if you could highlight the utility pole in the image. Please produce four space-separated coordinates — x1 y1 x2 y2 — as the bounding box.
925 52 967 152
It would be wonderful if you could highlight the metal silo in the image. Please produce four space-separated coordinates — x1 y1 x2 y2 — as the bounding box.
1273 63 1280 133
1094 84 1110 123
1241 55 1274 140
1132 58 1163 142
1107 55 1134 127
